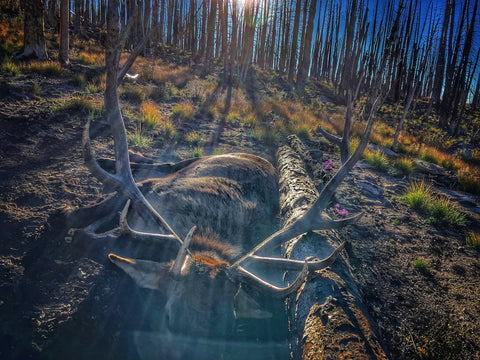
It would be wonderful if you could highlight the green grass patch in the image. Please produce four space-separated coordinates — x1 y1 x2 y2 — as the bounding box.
394 157 415 176
185 131 206 146
412 258 431 273
188 147 204 158
128 126 154 150
58 94 97 113
363 148 389 171
401 180 465 226
466 232 480 248
0 61 20 75
213 146 227 155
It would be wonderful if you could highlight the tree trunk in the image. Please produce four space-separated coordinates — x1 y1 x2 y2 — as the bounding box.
277 135 388 360
59 0 69 66
297 0 317 90
287 0 302 83
19 0 48 60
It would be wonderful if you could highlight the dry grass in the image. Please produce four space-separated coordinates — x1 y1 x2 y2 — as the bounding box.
0 22 23 49
457 168 480 195
140 100 162 127
127 57 194 88
420 146 464 170
74 52 105 66
22 61 67 76
172 102 195 122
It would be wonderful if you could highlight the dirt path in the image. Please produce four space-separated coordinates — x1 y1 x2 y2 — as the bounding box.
0 72 479 359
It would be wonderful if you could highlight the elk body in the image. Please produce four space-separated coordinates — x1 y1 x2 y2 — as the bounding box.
69 149 296 339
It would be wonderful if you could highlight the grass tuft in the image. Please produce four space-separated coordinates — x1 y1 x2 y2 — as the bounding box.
363 148 389 171
185 131 206 146
1 61 20 75
412 258 431 273
120 83 145 104
466 232 480 248
172 102 195 122
140 100 162 128
128 126 154 150
23 61 66 77
457 169 480 195
401 180 465 226
189 147 204 158
394 157 415 176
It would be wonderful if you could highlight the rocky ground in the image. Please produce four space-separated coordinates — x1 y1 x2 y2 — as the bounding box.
0 71 479 359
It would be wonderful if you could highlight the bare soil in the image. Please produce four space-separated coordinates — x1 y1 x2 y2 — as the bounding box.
0 72 479 360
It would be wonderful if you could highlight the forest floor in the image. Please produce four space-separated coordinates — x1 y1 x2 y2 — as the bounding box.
0 63 479 360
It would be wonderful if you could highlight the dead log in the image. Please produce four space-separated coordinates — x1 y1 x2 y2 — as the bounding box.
277 135 388 360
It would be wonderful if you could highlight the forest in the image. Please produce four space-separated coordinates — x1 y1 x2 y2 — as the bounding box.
0 0 479 359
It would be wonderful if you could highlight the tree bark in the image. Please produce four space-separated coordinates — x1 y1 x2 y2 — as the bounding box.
287 0 302 83
19 0 48 60
59 0 70 66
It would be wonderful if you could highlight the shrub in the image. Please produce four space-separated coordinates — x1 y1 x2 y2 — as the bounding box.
394 157 415 176
363 148 389 171
172 102 195 122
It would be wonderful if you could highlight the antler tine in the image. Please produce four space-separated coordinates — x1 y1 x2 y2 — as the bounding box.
171 226 196 278
83 118 184 246
119 200 177 244
244 242 345 271
231 96 379 271
231 260 309 298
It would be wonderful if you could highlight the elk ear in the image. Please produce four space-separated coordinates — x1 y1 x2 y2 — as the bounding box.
108 253 170 290
233 287 272 319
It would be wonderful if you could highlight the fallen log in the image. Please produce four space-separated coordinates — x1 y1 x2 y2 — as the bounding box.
277 135 388 360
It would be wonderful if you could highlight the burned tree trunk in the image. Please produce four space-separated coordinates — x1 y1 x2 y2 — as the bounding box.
277 135 387 360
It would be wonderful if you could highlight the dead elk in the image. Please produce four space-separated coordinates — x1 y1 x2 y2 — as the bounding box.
66 112 371 342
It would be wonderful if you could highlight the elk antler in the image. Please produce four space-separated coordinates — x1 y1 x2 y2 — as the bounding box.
228 96 380 290
83 0 380 297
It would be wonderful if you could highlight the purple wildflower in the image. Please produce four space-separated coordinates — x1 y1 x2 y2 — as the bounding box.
322 159 333 171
